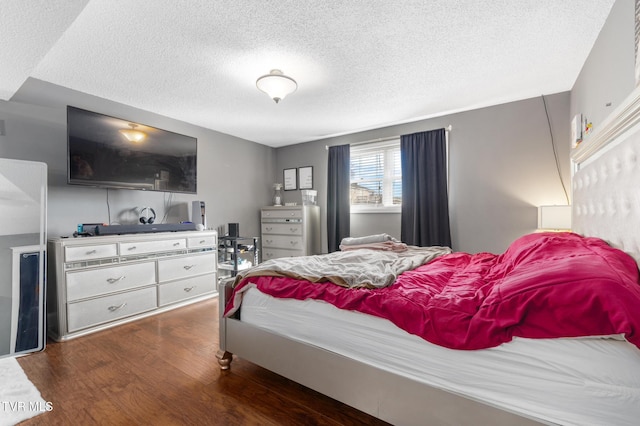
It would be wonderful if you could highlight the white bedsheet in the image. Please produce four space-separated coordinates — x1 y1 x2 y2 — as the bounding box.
240 285 640 426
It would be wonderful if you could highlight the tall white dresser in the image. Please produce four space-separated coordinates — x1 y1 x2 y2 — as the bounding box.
261 206 321 260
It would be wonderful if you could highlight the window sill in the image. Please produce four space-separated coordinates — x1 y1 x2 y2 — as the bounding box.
350 205 401 214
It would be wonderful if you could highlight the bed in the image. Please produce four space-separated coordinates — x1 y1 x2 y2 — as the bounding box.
217 87 640 426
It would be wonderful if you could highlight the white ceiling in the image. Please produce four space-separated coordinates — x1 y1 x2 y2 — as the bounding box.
1 0 616 148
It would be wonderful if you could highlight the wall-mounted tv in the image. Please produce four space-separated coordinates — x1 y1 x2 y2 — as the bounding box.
67 106 197 194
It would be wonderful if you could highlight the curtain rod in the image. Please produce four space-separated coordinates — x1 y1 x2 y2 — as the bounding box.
325 125 452 150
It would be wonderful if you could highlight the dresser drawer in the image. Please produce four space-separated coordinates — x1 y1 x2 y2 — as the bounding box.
261 209 302 219
67 286 157 332
158 274 216 306
120 238 186 256
187 235 216 249
66 261 157 302
262 248 303 261
158 253 216 282
65 244 118 262
261 223 302 236
262 234 304 250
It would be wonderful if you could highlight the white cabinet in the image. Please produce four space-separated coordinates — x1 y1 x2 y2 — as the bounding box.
47 230 217 341
261 206 320 260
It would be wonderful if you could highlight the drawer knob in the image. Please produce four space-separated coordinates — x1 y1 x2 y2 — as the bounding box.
183 264 196 270
86 249 97 255
290 241 298 246
199 240 206 244
127 246 137 251
183 286 196 292
266 227 273 231
290 228 296 232
173 242 180 246
108 302 127 312
106 276 126 284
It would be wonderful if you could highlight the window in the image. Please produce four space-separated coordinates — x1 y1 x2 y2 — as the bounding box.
350 139 401 212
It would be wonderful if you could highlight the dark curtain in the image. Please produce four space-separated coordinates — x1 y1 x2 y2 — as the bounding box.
327 144 350 252
400 129 452 247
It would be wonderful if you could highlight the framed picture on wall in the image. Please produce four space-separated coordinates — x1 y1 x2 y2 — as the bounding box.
298 166 313 189
283 168 297 190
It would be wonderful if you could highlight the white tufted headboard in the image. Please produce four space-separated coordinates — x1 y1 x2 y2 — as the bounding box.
572 87 640 266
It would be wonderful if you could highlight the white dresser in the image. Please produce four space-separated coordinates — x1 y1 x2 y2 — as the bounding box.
47 230 217 341
261 206 321 260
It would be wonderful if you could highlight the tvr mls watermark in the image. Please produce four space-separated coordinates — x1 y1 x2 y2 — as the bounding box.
1 401 53 412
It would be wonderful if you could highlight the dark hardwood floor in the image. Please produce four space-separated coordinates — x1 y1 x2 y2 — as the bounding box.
17 297 390 425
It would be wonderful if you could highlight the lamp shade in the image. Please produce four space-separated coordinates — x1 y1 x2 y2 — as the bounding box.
538 205 572 230
256 69 297 103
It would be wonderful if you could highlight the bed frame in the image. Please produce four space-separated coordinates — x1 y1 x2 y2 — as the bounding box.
217 85 640 425
217 282 544 425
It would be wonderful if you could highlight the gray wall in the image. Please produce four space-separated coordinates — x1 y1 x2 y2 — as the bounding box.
275 93 571 254
0 78 275 239
571 0 635 125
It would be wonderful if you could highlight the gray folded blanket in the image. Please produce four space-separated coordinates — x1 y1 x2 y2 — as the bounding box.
340 233 397 246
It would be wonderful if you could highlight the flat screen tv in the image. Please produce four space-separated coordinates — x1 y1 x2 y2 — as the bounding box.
67 106 197 194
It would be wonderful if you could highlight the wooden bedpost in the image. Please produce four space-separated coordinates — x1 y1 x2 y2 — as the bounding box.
216 350 233 370
218 277 236 370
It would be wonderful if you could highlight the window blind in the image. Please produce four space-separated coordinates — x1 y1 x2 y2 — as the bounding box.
350 140 401 207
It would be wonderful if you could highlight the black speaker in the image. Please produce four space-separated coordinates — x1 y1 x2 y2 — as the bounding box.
228 223 239 237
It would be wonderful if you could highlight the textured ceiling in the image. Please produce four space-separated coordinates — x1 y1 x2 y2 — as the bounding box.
1 0 615 147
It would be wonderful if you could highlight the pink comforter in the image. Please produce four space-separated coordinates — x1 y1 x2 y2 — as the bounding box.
226 232 640 350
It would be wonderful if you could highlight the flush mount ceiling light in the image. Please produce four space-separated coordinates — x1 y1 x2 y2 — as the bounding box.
256 69 297 103
119 123 146 143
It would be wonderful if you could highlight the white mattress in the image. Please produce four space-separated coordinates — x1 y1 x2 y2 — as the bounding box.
240 285 640 426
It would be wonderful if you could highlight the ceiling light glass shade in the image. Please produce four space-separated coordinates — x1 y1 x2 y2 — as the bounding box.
256 69 297 103
538 205 572 231
119 123 146 142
